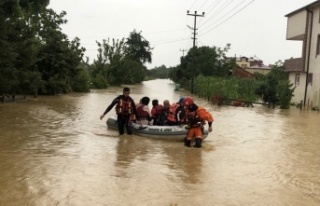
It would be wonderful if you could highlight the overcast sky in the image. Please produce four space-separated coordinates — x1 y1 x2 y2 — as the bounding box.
49 0 315 69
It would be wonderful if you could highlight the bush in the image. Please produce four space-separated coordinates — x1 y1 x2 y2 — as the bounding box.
92 74 108 89
72 70 91 92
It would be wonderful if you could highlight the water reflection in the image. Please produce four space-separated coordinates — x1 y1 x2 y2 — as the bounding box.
114 135 153 168
163 145 203 184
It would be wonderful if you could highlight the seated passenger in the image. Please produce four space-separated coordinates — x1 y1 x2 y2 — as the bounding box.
151 99 164 125
130 98 143 123
167 97 186 126
136 96 152 125
156 100 170 125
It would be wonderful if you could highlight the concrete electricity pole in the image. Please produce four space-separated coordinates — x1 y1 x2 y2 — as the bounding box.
180 49 187 56
187 10 204 94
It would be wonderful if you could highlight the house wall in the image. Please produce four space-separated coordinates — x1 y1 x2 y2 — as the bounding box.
244 68 270 75
289 73 307 104
287 11 307 39
287 4 320 109
236 60 250 68
305 6 320 109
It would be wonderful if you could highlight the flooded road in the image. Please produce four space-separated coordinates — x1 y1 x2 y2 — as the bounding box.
0 79 319 206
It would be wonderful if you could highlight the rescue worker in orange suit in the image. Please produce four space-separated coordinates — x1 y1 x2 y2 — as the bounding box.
100 87 138 135
183 96 213 148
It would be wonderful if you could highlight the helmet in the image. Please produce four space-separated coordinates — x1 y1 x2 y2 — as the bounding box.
183 96 193 107
178 97 185 104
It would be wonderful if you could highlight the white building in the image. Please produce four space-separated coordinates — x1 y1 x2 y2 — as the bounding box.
284 0 320 109
233 56 271 75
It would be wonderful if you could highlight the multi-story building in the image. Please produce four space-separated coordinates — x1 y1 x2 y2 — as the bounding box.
234 56 271 75
284 0 320 109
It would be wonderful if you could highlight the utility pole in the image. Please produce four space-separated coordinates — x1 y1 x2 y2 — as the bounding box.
187 10 204 94
180 49 187 57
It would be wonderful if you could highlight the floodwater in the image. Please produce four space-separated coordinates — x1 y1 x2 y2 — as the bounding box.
0 79 319 206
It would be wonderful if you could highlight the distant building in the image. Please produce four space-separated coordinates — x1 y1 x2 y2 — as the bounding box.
232 65 255 79
244 65 271 76
284 0 320 108
228 56 271 75
236 56 263 68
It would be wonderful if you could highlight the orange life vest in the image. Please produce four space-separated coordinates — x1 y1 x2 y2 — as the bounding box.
167 103 179 122
115 97 133 116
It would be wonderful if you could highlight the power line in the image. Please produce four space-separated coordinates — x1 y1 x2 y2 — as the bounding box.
200 0 255 36
198 0 234 28
72 28 186 39
197 0 210 11
200 0 247 32
152 37 190 46
195 0 222 27
189 0 198 11
202 0 224 15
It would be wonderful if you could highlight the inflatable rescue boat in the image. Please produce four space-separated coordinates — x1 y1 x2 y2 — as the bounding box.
106 116 209 140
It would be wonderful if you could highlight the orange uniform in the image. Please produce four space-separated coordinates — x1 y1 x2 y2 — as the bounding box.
182 96 214 148
186 106 214 140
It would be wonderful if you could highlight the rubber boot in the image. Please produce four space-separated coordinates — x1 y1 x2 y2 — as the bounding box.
184 137 191 147
194 138 202 148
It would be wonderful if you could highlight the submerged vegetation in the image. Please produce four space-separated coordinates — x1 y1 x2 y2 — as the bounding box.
166 46 294 109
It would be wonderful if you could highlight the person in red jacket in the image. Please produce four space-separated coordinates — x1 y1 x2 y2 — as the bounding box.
183 96 214 148
136 96 152 125
156 100 170 125
151 99 164 125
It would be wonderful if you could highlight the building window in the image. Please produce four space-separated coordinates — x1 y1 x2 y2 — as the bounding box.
295 73 300 85
317 35 320 55
308 73 313 85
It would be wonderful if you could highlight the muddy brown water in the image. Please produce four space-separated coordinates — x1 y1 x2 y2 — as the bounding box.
0 79 319 206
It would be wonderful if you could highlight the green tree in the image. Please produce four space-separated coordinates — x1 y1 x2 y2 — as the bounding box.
0 1 88 97
171 44 234 88
0 0 48 96
255 61 294 108
89 41 109 88
71 69 91 92
147 65 169 79
90 30 152 86
125 30 152 63
277 80 295 109
36 9 86 94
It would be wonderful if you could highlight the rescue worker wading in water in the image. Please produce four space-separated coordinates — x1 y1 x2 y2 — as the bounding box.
100 87 138 135
183 96 214 148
